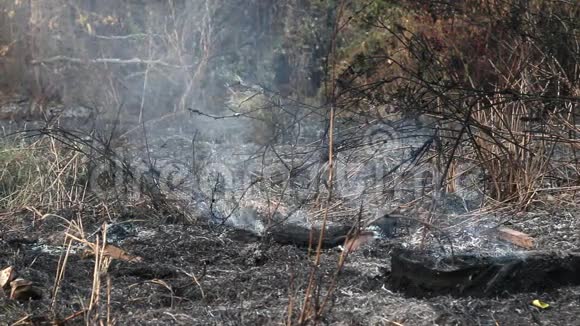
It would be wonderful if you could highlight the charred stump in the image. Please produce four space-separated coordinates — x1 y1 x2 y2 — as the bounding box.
389 247 580 297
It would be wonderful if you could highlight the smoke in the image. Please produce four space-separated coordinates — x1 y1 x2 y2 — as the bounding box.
0 1 222 119
0 1 488 236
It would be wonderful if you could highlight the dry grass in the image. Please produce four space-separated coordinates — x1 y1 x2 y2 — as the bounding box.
0 133 117 324
0 134 89 213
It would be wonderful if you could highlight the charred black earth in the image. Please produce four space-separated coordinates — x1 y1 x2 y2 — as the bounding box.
1 207 580 325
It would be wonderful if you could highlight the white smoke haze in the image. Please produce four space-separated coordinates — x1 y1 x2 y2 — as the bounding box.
0 0 495 254
1 3 580 325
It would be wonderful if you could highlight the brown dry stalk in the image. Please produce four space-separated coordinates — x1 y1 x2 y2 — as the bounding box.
295 0 349 323
49 214 77 312
297 105 336 324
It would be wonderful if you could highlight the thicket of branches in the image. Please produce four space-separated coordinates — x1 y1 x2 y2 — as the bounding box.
0 0 578 211
326 0 579 208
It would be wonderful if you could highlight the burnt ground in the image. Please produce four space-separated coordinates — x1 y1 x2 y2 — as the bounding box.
1 204 580 325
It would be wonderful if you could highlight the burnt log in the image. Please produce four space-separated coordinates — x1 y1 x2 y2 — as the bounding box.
389 247 580 297
267 214 398 248
267 224 354 248
227 223 355 248
227 214 398 249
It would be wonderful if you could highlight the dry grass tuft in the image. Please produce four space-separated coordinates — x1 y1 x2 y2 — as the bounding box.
0 134 89 213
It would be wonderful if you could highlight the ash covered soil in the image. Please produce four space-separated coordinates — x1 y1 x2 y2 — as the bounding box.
1 206 580 325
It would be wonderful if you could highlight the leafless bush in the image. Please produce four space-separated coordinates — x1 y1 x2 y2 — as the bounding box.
328 0 579 209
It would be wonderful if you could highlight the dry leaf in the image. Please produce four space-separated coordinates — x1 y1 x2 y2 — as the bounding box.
102 244 143 262
0 266 15 288
342 232 377 253
532 299 550 309
86 23 94 35
10 278 42 301
83 243 143 262
497 227 534 249
0 45 11 56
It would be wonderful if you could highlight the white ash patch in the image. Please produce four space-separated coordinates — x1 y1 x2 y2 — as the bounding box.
228 206 265 234
136 229 158 239
241 198 291 218
30 243 84 256
405 213 520 257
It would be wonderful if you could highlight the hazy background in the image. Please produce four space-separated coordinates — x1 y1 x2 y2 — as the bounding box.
0 1 330 121
0 0 577 215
